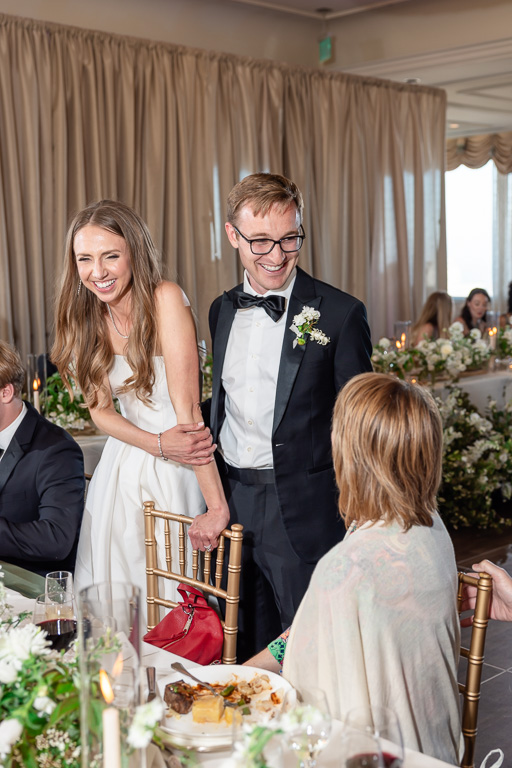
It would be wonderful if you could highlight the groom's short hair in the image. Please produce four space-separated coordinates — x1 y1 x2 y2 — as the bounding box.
227 172 304 226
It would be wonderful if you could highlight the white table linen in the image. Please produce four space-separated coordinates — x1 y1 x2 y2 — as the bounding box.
436 369 512 412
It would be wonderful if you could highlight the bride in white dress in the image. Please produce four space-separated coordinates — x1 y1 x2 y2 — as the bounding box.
52 200 229 619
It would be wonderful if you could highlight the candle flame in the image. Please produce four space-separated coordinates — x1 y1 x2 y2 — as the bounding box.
32 378 40 392
401 333 406 344
395 340 401 349
99 669 114 704
112 652 123 677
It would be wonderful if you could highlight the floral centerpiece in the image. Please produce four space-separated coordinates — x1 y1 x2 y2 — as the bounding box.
497 321 512 360
42 372 93 432
436 388 512 529
372 322 491 383
0 568 163 768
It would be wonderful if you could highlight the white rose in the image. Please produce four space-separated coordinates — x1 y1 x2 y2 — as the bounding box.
440 342 453 357
469 328 481 340
378 337 391 349
0 719 23 759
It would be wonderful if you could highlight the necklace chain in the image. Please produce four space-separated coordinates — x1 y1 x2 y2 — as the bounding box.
107 304 130 339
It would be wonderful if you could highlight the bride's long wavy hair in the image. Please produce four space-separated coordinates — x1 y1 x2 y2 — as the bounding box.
52 200 162 409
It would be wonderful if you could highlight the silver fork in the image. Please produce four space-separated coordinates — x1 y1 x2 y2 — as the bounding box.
170 661 239 708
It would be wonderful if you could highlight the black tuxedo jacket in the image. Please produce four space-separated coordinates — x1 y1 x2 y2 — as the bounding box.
0 402 85 575
209 267 373 563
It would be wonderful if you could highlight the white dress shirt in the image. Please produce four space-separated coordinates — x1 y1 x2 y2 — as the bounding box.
0 402 27 461
219 269 296 469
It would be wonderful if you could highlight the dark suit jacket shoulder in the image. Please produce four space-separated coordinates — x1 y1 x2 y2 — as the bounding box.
0 402 85 575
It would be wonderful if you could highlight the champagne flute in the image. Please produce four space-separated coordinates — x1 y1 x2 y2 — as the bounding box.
45 570 73 598
32 592 78 652
280 687 331 768
344 706 404 768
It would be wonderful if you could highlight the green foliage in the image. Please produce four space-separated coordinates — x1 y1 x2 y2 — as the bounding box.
436 387 512 529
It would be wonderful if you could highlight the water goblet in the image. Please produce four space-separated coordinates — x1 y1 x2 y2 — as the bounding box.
280 687 331 768
344 706 404 768
45 570 73 598
32 592 78 652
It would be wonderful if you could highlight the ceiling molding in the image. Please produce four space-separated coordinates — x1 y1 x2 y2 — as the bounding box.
230 0 410 21
340 38 512 78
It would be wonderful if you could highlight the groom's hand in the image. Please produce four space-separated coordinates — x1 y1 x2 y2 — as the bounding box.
159 422 216 465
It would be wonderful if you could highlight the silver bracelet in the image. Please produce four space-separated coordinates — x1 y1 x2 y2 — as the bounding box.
157 432 168 461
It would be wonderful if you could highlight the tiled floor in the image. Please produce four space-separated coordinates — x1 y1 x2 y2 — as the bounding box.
451 526 512 766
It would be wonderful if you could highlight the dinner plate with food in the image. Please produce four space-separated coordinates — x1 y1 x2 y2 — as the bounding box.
158 664 295 751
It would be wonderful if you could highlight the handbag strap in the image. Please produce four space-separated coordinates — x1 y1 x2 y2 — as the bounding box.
177 583 207 606
161 606 195 650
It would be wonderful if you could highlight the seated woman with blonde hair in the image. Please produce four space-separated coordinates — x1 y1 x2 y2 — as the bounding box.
411 290 452 345
279 374 461 763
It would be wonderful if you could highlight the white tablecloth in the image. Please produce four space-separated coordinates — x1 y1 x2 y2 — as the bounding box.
74 433 108 475
436 369 512 412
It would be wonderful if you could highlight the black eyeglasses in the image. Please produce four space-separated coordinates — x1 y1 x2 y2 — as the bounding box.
232 224 306 256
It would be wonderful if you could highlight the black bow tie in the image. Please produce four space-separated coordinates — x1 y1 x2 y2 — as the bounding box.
232 291 286 322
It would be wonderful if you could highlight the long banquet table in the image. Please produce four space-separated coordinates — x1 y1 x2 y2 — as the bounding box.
2 562 459 768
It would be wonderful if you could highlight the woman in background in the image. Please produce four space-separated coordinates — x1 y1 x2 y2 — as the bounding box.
454 287 490 335
411 290 452 345
52 200 229 613
282 373 461 764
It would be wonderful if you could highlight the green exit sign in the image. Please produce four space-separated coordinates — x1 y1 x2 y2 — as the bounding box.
319 36 333 65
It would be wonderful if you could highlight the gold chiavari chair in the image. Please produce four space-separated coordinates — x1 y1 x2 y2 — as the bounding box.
457 570 493 768
142 500 243 664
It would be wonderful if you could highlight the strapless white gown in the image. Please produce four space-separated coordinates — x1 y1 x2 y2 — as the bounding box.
74 356 204 624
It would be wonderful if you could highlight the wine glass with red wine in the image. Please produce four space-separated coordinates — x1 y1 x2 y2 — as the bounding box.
32 592 78 652
343 706 404 768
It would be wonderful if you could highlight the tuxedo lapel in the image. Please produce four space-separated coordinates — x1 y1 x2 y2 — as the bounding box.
272 270 321 435
211 290 238 439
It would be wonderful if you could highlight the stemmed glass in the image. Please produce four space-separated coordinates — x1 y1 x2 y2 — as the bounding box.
280 687 332 768
341 726 385 767
32 592 78 652
343 706 404 768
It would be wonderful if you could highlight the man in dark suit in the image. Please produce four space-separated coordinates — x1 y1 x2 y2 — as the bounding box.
0 341 85 576
206 173 373 659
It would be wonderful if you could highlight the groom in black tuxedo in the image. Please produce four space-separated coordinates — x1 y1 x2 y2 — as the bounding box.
0 341 85 576
208 173 373 659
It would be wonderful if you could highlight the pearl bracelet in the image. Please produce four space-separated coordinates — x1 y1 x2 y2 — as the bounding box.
157 432 168 461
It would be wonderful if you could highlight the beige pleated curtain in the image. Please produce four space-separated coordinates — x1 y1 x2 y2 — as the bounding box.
0 12 447 360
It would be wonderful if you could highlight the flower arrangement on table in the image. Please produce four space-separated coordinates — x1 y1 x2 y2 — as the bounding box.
497 320 512 360
372 322 491 383
0 567 163 768
436 388 512 530
42 372 93 432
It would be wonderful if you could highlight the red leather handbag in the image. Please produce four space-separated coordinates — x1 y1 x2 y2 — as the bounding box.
143 583 224 665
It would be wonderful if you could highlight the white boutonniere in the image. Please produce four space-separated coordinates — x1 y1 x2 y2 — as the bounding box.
290 306 330 349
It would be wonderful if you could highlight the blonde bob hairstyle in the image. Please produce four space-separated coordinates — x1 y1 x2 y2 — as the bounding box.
52 200 162 409
226 172 304 226
332 373 442 531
